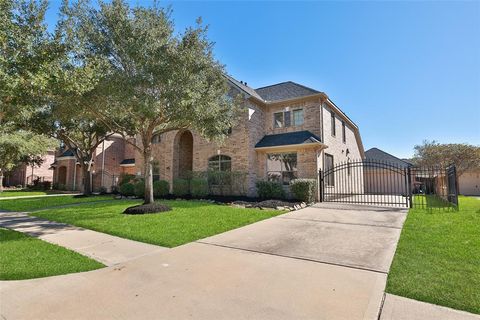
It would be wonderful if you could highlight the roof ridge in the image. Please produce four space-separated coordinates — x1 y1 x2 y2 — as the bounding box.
254 81 295 90
366 147 410 165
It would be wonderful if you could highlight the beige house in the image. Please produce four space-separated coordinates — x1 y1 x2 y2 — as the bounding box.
52 76 365 197
458 170 480 196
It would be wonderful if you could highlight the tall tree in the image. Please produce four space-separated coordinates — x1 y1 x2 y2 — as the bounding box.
68 0 238 204
0 130 55 191
413 140 480 176
28 0 113 195
0 0 58 125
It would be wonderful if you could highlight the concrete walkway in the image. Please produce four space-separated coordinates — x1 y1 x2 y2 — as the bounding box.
0 211 167 266
380 294 480 320
1 203 477 319
0 193 81 200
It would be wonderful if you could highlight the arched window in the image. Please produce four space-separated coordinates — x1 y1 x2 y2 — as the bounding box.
208 155 231 171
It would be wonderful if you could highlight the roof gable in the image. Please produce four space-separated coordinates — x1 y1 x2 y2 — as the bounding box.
255 81 320 102
365 148 411 168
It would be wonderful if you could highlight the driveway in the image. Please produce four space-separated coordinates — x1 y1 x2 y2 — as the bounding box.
0 203 407 320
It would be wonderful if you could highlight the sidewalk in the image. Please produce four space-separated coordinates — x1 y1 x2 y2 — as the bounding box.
380 294 480 320
0 193 81 200
0 211 167 266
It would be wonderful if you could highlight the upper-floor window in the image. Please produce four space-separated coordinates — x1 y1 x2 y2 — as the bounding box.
152 160 160 182
292 109 304 126
208 155 231 172
331 112 336 136
342 121 346 143
151 133 161 144
274 109 304 128
267 153 298 185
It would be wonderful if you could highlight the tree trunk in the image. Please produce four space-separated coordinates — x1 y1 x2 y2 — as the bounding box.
82 164 92 196
143 148 154 204
0 172 3 192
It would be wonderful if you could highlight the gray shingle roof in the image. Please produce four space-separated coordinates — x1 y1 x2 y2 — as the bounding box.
255 81 320 102
365 148 412 168
255 131 322 148
224 74 264 101
59 149 75 157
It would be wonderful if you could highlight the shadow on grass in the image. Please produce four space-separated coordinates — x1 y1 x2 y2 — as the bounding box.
412 195 458 213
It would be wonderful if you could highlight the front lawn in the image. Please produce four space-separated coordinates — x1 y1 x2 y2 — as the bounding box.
0 228 104 280
386 196 480 314
32 200 285 247
0 194 115 212
0 190 49 197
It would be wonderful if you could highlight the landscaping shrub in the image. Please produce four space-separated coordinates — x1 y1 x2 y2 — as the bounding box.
290 179 316 203
153 180 170 198
256 180 285 199
123 203 172 215
111 185 119 194
118 173 135 186
172 178 189 197
120 182 135 196
190 178 209 198
134 180 145 198
98 186 107 195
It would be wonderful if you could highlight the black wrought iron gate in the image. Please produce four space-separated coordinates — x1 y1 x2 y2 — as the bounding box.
319 160 459 208
319 159 409 207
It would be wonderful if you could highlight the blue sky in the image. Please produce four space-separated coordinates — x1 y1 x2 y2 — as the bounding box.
45 1 480 158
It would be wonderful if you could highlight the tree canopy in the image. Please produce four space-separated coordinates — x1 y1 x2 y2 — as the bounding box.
413 140 480 176
63 0 239 203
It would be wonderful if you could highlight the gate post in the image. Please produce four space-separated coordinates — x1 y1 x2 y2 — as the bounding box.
407 167 413 208
318 169 323 202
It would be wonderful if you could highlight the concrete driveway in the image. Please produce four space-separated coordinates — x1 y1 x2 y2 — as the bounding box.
0 203 407 320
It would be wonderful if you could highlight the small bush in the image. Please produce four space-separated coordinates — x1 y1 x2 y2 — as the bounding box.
111 185 119 194
41 181 52 190
173 178 189 197
290 179 317 203
123 203 172 215
153 180 170 198
256 181 285 199
119 173 135 186
190 178 209 198
55 183 66 191
134 180 145 198
97 186 108 194
120 182 135 196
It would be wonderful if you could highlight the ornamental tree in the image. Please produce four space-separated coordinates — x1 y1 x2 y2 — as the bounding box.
67 0 239 204
413 140 480 177
0 130 55 191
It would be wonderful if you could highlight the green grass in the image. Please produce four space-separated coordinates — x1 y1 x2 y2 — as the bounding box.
32 200 285 247
0 190 49 197
0 195 115 212
0 228 104 280
386 196 480 314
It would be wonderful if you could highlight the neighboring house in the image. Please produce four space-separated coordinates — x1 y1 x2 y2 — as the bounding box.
3 150 55 188
51 135 138 191
458 170 480 196
364 148 411 195
52 75 365 197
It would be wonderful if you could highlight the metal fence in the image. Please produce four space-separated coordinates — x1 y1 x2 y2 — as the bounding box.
319 159 459 209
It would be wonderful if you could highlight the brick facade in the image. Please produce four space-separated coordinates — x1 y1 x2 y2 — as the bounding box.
52 79 365 198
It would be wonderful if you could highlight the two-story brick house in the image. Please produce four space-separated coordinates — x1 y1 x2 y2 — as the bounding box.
52 75 364 197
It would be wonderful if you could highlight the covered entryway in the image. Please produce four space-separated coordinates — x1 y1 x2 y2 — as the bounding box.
57 166 67 186
173 130 193 179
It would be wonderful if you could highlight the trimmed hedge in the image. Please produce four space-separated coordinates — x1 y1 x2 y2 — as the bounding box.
119 173 135 186
120 182 135 196
190 178 209 198
290 179 316 203
153 180 170 198
172 178 189 197
123 203 172 215
256 180 285 199
134 180 145 198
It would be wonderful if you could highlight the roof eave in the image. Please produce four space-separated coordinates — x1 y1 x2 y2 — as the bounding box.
255 142 327 152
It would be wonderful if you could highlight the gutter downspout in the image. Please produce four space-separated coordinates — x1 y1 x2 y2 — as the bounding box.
73 161 77 191
101 140 106 188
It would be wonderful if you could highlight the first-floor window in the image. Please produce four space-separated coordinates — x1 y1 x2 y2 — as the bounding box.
152 161 160 182
208 155 231 171
325 153 334 186
267 153 298 185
